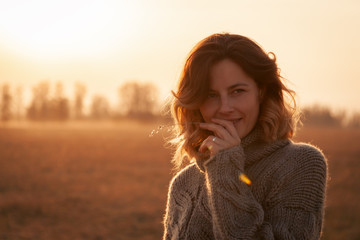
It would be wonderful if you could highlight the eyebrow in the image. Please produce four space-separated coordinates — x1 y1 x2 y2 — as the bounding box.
208 83 249 92
228 83 249 89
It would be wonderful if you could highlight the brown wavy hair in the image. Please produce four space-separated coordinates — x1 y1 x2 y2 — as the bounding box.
169 33 299 169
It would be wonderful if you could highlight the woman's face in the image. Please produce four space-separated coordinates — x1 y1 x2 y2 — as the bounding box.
199 59 261 139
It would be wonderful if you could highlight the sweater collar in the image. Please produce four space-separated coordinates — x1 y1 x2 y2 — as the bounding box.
194 126 290 172
242 126 290 168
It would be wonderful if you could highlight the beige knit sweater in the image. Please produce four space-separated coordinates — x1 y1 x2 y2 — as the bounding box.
163 128 327 239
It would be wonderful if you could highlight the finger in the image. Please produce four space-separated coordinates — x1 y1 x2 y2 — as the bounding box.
211 118 240 140
199 136 210 153
199 136 214 153
199 122 232 140
201 135 231 157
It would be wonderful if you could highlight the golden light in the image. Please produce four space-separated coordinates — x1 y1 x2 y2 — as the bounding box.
0 0 142 59
239 173 252 185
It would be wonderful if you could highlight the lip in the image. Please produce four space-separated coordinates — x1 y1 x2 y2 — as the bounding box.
220 118 242 125
232 119 242 125
213 118 242 125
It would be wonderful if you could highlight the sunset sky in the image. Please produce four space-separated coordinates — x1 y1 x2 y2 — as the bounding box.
0 0 359 113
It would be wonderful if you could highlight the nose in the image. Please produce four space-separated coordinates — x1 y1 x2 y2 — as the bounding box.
218 96 234 114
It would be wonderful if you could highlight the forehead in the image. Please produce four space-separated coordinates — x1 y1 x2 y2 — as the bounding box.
209 59 256 89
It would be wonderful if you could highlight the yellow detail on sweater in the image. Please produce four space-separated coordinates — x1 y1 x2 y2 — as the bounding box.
239 173 251 185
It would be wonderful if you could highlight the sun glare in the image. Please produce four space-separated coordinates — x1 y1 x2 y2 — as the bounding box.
0 0 141 59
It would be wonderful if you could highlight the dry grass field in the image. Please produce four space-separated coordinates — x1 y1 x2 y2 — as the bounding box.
0 121 359 239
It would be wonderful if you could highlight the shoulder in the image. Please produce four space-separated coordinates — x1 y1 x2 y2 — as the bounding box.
284 141 326 164
265 141 328 211
277 141 327 178
168 163 203 196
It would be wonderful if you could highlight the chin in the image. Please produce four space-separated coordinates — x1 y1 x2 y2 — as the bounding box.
236 125 253 139
236 129 247 139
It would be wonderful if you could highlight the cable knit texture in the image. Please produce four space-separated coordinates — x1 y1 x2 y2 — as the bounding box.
163 128 327 240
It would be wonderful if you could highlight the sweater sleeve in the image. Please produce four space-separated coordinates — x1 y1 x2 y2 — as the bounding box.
163 177 180 240
163 165 200 240
203 144 327 240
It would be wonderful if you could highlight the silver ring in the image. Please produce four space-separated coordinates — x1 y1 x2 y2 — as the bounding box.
212 136 217 142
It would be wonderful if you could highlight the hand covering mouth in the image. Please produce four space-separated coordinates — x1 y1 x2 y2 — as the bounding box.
217 118 242 124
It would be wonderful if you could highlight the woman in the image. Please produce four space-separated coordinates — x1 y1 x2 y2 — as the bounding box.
163 33 327 239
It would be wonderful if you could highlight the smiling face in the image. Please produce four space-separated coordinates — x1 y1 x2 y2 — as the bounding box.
199 59 261 139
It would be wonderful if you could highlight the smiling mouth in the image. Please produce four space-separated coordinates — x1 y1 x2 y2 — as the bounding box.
231 119 242 125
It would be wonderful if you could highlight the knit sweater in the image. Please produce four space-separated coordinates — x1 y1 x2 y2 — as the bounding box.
163 128 327 240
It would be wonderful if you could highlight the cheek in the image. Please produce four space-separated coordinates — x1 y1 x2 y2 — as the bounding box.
242 97 260 119
199 102 215 121
249 107 260 123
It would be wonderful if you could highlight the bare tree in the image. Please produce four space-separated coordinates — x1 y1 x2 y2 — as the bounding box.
27 81 50 120
49 81 69 120
118 81 159 119
74 82 86 119
0 83 12 121
13 85 24 120
90 95 110 119
301 105 344 127
27 81 69 121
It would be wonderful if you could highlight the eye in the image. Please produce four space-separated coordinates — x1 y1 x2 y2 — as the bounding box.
207 92 218 98
232 89 245 95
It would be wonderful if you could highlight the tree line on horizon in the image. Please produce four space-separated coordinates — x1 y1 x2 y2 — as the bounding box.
0 81 160 122
0 81 360 128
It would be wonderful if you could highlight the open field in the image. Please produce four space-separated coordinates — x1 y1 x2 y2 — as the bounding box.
0 121 359 239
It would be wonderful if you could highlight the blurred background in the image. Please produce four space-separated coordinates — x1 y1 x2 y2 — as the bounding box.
0 0 359 239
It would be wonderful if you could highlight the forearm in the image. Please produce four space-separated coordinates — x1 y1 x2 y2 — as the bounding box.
204 146 268 239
